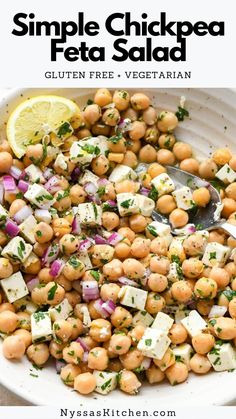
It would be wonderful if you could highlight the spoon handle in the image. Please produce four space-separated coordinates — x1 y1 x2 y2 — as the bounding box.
217 222 236 240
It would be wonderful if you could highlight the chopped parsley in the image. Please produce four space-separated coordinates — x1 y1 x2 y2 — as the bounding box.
36 230 42 238
81 144 100 155
108 132 123 144
33 312 46 322
209 252 216 260
101 379 112 391
47 283 58 300
90 270 100 281
57 122 73 138
68 256 81 269
175 106 189 121
148 186 158 201
120 199 133 209
145 339 152 346
147 225 158 237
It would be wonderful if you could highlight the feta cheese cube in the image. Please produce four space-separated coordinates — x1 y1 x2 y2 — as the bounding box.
147 221 171 238
77 203 102 226
0 204 8 223
207 342 236 372
35 209 52 224
202 242 231 267
216 164 236 184
173 343 193 370
22 252 39 270
2 237 32 263
172 187 194 210
181 310 207 337
118 286 148 311
93 371 117 395
49 298 73 322
24 184 55 209
132 310 154 327
19 215 37 244
24 164 44 183
79 170 100 187
117 193 139 217
54 153 67 171
86 136 109 156
31 311 52 343
151 173 175 197
135 194 155 217
137 327 171 360
175 308 190 324
70 139 98 165
77 252 93 271
0 271 28 303
109 164 137 183
151 312 174 333
13 296 38 314
167 262 182 283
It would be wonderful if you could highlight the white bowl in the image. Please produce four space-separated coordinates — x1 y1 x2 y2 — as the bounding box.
0 88 236 407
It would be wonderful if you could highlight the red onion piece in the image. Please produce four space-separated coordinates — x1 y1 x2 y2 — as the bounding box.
49 259 65 278
71 167 81 183
42 243 59 267
106 200 117 207
72 215 81 235
18 179 29 193
117 118 133 133
140 357 152 371
94 234 107 245
3 175 16 191
9 166 22 180
82 352 89 363
84 182 98 195
209 305 227 318
79 239 93 252
5 219 20 237
93 298 109 318
97 178 109 186
102 300 116 315
55 359 66 374
102 102 116 110
44 176 61 193
107 232 123 246
13 206 33 224
43 168 54 180
87 194 101 204
139 187 150 196
76 337 90 352
27 277 39 292
0 183 4 204
118 277 139 287
82 281 99 301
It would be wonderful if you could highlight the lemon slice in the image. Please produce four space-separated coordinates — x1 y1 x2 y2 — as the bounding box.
7 95 80 158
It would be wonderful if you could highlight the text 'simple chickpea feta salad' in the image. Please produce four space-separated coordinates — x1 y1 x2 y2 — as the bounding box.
0 89 236 396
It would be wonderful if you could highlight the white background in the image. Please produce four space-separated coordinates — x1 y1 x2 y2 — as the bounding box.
0 0 235 87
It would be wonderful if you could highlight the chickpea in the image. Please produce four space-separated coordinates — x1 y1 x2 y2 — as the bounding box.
226 262 236 278
63 257 85 281
44 282 65 305
222 198 236 218
91 155 109 176
27 343 50 366
212 148 232 166
122 107 138 122
198 159 218 179
73 372 96 395
128 324 145 345
113 90 130 111
17 312 31 331
49 340 65 359
194 277 217 299
100 283 120 303
114 241 131 259
183 234 206 257
63 341 84 365
109 334 132 355
9 199 26 217
173 142 192 161
84 104 101 125
148 273 168 293
169 324 188 345
0 258 13 279
139 145 157 163
128 214 147 233
157 149 175 166
123 258 145 279
13 329 32 348
189 354 211 374
60 364 81 387
144 127 159 145
108 137 126 154
158 134 175 149
146 364 165 384
131 238 150 259
53 190 71 212
115 180 137 194
208 230 225 244
145 292 165 314
38 268 53 284
157 111 178 133
192 187 211 208
0 303 15 313
30 285 47 305
166 362 188 385
0 310 18 333
142 106 157 125
171 281 192 303
52 218 71 237
225 183 236 200
102 108 120 126
69 185 87 205
209 266 230 289
147 164 165 180
59 234 79 255
150 237 168 256
103 259 123 281
65 290 81 307
119 369 141 394
111 307 132 328
53 320 73 343
229 298 236 319
0 230 7 247
0 151 13 173
34 222 53 244
150 256 170 275
122 151 138 168
66 317 83 340
131 93 150 111
89 319 112 342
180 158 199 174
156 195 176 215
108 358 123 373
229 155 236 171
192 333 215 354
154 348 175 371
3 335 25 359
0 139 13 154
120 348 143 370
169 208 189 228
213 316 236 340
182 258 204 279
102 212 120 231
94 88 112 107
88 347 109 370
26 144 44 163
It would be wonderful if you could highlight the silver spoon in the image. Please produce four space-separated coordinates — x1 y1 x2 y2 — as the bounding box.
151 165 236 239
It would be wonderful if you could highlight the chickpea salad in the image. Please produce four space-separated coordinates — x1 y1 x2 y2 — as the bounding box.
0 89 236 397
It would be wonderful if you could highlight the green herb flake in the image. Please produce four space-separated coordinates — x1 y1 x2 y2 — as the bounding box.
47 283 58 301
175 106 189 122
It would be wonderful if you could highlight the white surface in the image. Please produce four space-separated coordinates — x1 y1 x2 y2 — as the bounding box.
0 88 236 407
